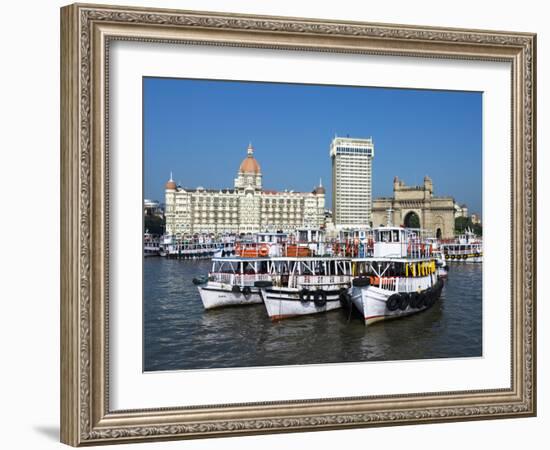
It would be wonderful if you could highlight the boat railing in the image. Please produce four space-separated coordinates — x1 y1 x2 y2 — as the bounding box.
396 277 416 292
406 242 432 259
375 277 397 291
443 244 482 255
210 272 273 285
331 241 371 258
292 275 350 288
233 273 272 285
210 273 232 284
364 276 434 292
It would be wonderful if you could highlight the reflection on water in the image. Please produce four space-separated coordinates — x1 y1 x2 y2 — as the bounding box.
144 259 482 371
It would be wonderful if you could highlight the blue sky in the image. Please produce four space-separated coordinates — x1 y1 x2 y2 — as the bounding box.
144 77 482 215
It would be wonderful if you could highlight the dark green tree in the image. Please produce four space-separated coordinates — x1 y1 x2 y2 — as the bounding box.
472 223 483 236
455 216 482 236
144 215 165 235
454 216 470 233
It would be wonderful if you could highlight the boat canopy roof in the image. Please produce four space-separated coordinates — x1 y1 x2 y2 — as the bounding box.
270 256 350 262
213 256 350 263
351 256 436 263
212 256 271 262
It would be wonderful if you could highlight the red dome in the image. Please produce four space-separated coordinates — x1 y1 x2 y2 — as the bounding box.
239 157 261 174
239 144 261 174
313 185 326 195
165 174 176 190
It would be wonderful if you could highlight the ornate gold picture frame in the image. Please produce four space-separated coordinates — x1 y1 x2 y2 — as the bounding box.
60 3 536 446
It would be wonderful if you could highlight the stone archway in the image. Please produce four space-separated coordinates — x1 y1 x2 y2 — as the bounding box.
403 211 421 228
433 215 444 239
372 177 456 239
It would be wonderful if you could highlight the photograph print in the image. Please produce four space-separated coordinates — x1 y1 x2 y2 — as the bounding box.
143 77 483 372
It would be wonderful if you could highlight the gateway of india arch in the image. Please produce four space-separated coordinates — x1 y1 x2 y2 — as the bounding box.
372 176 456 239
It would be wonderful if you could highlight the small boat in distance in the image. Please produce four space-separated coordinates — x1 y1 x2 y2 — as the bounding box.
160 234 236 259
144 232 161 257
348 227 444 326
441 229 482 263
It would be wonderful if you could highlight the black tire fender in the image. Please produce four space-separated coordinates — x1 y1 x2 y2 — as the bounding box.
299 288 310 303
408 292 420 308
386 294 401 311
423 289 433 307
398 293 410 311
313 290 327 307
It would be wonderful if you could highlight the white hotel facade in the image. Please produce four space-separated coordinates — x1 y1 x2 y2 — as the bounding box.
330 136 375 228
165 144 325 235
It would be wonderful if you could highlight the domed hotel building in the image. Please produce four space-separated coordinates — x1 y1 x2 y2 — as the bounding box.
164 144 325 235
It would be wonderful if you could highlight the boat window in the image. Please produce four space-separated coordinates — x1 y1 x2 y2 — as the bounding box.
318 262 326 276
392 230 400 242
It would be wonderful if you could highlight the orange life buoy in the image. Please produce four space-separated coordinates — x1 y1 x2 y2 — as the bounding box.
235 243 242 255
369 276 380 285
259 244 269 257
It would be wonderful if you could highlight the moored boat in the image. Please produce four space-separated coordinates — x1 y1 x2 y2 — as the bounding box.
144 232 161 257
441 229 482 263
198 257 275 309
260 257 352 320
348 227 444 326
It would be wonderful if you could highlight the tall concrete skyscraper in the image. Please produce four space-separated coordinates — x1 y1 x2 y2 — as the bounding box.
330 136 375 227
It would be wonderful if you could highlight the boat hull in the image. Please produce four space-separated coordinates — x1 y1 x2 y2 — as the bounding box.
350 281 444 326
198 284 263 309
261 288 342 320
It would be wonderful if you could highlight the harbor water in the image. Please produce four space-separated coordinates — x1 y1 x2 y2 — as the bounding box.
144 258 482 371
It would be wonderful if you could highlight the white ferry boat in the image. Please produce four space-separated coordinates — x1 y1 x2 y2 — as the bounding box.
143 232 161 257
441 229 482 263
260 257 352 320
198 257 274 309
347 227 444 326
161 234 236 259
